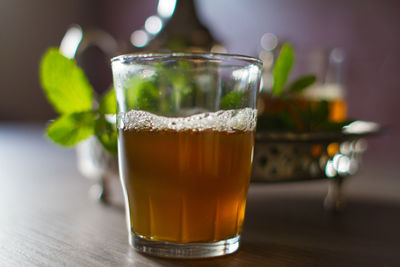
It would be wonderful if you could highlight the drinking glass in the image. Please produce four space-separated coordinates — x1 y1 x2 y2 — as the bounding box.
111 53 262 258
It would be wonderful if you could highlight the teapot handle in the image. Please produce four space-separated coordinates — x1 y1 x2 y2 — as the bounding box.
59 24 119 59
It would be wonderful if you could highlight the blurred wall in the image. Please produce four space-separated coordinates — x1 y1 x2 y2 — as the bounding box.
197 0 400 123
0 0 92 120
0 0 154 121
1 0 399 157
197 0 400 159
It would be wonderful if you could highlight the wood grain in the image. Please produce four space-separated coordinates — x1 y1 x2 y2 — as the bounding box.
0 124 399 266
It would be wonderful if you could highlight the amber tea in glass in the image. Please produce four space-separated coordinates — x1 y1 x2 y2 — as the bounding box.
111 53 262 258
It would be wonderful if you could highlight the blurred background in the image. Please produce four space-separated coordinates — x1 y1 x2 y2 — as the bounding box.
1 0 399 160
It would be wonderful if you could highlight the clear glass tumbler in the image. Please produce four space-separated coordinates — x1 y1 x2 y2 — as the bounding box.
111 53 262 258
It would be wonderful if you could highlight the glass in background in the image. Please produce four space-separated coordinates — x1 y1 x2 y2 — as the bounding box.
296 47 347 123
257 36 347 126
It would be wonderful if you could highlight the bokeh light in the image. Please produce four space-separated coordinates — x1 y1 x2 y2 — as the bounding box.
145 15 163 35
157 0 177 18
59 25 83 59
130 30 149 48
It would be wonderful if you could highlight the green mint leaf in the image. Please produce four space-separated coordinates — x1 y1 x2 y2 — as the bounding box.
293 100 330 131
95 115 118 155
40 48 93 114
256 111 297 132
125 77 159 112
272 43 295 96
46 111 96 146
99 88 116 114
220 91 243 110
310 100 330 130
288 74 317 93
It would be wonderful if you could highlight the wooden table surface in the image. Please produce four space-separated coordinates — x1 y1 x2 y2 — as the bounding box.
1 124 399 266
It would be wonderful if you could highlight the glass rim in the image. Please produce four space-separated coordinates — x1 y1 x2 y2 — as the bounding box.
111 52 263 67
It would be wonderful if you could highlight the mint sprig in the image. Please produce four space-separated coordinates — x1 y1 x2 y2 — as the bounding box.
40 48 117 154
288 74 317 93
220 91 243 110
99 88 116 115
272 43 316 96
96 89 118 154
40 48 93 113
125 77 159 112
272 44 294 96
46 111 96 147
94 115 118 155
258 43 349 133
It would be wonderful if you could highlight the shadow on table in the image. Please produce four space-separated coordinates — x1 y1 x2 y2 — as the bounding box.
126 193 400 266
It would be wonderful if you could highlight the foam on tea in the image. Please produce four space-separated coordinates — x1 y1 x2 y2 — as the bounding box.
118 108 257 133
